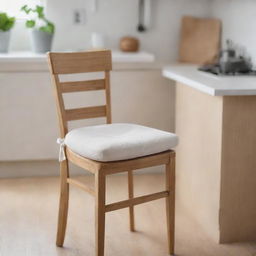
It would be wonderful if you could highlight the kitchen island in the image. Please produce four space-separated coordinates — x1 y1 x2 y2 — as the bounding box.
163 64 256 243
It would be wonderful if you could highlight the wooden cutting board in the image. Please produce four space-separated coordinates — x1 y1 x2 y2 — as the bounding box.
179 16 222 65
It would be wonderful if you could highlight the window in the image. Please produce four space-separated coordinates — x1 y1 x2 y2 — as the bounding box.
1 0 45 18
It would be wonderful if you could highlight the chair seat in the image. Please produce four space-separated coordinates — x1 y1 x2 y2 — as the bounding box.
64 123 178 162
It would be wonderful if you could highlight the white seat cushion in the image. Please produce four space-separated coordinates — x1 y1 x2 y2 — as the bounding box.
65 123 178 162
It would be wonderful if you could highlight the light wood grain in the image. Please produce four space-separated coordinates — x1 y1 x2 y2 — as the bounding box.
219 96 256 242
66 148 101 173
105 191 169 212
179 16 221 64
66 106 107 121
67 178 95 196
128 170 135 231
175 82 222 242
104 71 112 124
95 171 106 256
60 79 105 93
47 55 68 137
101 151 172 174
166 155 175 255
56 160 70 246
48 50 112 74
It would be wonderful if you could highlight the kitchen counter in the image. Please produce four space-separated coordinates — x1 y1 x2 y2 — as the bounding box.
163 64 256 96
0 51 158 72
0 50 155 63
163 64 256 244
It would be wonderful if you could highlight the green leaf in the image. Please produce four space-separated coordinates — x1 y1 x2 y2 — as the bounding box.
21 5 31 14
4 17 15 31
0 13 7 29
0 12 16 31
21 5 55 33
39 22 55 35
26 20 36 28
35 5 45 19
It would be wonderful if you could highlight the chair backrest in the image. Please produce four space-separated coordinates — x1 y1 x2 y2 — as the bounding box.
47 50 112 138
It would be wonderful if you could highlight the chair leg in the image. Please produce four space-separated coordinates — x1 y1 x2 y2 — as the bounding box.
128 170 135 231
95 171 106 256
165 155 175 255
56 160 70 247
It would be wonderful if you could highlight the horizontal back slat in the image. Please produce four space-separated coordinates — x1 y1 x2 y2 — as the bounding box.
48 50 112 74
60 79 105 93
66 105 107 121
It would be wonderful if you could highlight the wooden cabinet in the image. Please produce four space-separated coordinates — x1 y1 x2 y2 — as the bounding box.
175 82 256 243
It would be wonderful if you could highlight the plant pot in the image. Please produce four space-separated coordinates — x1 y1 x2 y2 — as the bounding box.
30 30 53 53
0 31 11 53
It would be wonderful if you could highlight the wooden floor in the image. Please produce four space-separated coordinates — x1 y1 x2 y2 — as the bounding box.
0 173 256 256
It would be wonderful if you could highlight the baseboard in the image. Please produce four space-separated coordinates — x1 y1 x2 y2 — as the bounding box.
0 160 163 178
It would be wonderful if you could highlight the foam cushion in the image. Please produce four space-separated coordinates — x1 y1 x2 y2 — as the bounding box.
65 123 178 162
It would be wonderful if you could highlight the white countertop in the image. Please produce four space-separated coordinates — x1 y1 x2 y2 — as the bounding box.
0 51 157 72
0 50 155 63
163 64 256 96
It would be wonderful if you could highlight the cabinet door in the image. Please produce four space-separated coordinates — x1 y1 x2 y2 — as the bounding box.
0 72 59 161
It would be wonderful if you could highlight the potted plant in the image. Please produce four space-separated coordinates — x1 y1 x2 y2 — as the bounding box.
21 5 55 53
0 12 15 53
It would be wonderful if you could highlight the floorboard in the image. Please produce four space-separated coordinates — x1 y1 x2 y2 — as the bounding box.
0 174 255 256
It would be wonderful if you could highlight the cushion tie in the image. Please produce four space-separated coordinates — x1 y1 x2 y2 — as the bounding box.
57 138 66 162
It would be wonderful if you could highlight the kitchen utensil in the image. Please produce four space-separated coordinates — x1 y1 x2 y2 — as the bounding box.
179 16 221 64
137 0 146 32
219 59 250 74
218 40 252 74
144 0 151 29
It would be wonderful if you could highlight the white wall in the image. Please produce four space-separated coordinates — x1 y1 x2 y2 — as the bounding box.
210 0 256 66
10 0 211 62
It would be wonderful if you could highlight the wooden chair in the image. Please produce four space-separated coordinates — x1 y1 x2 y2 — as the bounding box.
47 50 177 256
